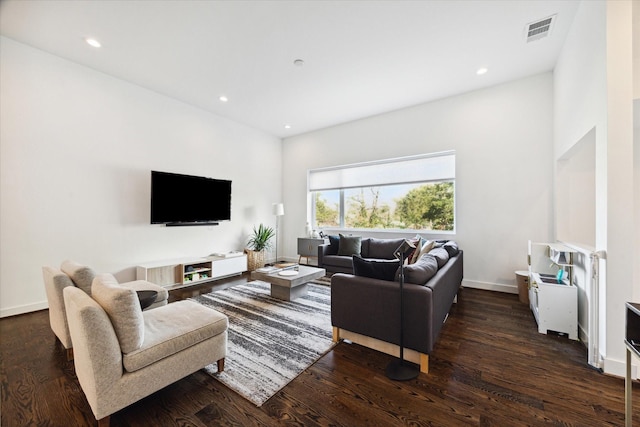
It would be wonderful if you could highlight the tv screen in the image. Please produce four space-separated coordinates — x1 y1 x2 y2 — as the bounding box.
151 171 231 225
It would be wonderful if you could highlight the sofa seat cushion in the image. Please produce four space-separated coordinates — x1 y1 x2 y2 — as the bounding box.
322 254 354 269
123 300 228 372
61 260 96 295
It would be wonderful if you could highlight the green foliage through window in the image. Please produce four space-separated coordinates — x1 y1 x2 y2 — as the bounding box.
314 181 454 231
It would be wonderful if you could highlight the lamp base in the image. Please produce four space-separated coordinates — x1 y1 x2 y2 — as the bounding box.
385 358 420 381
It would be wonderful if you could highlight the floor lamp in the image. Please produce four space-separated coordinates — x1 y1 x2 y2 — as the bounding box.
386 239 420 381
272 203 284 263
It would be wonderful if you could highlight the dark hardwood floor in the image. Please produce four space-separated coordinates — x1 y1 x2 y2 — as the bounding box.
1 274 637 426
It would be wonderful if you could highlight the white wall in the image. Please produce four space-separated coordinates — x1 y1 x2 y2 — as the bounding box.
281 73 554 294
0 37 282 317
554 0 636 376
556 129 596 248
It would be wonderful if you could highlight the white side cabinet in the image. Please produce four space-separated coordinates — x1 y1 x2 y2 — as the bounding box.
528 241 578 340
208 255 247 279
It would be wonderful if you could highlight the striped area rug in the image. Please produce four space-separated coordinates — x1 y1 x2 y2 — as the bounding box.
190 281 334 406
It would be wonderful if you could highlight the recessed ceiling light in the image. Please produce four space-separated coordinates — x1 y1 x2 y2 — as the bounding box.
85 38 101 48
293 59 305 67
476 67 488 75
219 95 229 103
284 124 292 129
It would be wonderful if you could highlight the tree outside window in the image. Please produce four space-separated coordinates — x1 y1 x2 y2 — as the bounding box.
314 181 454 231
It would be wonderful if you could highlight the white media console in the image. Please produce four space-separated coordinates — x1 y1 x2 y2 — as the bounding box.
136 253 247 290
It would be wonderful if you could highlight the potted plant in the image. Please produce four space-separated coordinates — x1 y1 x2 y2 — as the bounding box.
245 223 275 271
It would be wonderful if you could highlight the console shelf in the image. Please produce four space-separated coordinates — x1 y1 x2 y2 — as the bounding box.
137 255 247 290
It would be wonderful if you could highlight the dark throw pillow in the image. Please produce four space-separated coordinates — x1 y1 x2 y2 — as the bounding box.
338 234 362 256
396 254 439 285
352 256 400 281
326 235 340 255
442 240 459 257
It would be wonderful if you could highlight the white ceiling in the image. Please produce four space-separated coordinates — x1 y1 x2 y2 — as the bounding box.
0 1 580 138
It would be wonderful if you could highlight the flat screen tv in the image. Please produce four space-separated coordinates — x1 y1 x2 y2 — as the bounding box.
151 170 231 226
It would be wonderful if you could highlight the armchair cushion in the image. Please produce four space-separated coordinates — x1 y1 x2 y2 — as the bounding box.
123 300 228 372
61 260 96 295
91 273 144 353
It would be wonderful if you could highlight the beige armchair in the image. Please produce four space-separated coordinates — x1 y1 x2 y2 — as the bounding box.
64 273 227 426
43 260 168 360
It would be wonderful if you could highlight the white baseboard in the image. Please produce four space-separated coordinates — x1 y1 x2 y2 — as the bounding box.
1 300 48 318
604 356 637 379
462 279 518 294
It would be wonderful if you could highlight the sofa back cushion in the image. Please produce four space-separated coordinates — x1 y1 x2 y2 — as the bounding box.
352 256 400 281
338 234 362 256
60 260 96 295
91 273 144 353
359 238 371 257
397 253 439 285
428 247 450 268
367 238 405 260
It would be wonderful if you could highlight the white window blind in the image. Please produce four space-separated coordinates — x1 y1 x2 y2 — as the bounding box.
308 151 455 192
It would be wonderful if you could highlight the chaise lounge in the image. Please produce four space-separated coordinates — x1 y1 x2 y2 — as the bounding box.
64 273 228 426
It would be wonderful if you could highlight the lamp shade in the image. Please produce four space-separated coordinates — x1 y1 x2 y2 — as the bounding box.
393 239 416 260
272 203 284 216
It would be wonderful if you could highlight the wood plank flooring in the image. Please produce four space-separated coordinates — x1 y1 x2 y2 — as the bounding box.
1 274 638 426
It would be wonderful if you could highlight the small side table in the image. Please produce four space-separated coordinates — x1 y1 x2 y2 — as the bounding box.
625 302 640 426
297 237 328 265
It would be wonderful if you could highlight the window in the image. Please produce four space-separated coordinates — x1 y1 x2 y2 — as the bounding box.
309 152 455 232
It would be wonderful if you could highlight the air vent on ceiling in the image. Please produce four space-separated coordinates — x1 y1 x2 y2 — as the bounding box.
525 14 556 43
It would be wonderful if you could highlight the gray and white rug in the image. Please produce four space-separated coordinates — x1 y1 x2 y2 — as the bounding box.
190 281 334 406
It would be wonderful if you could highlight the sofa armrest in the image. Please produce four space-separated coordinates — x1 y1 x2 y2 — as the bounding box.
331 273 435 354
317 244 332 268
42 266 76 348
63 286 123 400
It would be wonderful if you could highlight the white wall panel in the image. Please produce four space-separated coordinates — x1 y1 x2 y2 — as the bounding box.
0 37 281 316
282 73 554 293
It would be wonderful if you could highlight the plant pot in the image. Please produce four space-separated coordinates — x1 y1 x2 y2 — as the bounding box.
245 249 265 271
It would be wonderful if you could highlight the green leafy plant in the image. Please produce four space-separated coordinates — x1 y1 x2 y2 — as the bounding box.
247 223 275 252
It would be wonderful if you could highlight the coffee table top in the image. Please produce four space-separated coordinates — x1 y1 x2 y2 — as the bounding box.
250 265 326 288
